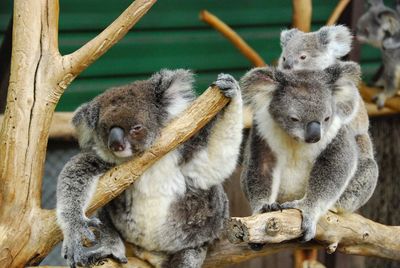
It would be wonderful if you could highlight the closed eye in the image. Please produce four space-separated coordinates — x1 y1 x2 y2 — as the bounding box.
300 55 307 60
290 117 300 122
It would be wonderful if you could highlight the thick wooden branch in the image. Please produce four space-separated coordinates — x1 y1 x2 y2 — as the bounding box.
62 0 156 84
326 0 351 26
200 10 266 67
292 0 312 32
227 209 400 261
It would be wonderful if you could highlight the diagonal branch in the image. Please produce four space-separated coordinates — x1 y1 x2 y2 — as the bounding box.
326 0 351 26
199 10 266 67
60 0 157 91
292 0 312 32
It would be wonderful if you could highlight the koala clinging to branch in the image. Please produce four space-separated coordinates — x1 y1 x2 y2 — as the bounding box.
356 0 400 108
240 62 378 242
56 69 243 268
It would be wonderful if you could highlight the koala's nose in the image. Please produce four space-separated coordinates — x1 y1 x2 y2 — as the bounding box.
305 121 321 143
282 59 293 70
108 127 125 152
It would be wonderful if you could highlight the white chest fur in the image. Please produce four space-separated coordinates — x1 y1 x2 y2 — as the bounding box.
255 107 342 203
120 150 186 250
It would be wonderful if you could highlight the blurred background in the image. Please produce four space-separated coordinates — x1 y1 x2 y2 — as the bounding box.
0 0 399 267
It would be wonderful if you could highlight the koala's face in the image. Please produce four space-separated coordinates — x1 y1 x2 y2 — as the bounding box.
269 78 334 143
356 2 400 48
74 82 164 162
278 36 330 71
278 26 352 71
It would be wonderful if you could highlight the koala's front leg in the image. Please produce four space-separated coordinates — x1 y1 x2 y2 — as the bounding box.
281 129 357 242
162 246 208 268
373 65 398 109
56 152 113 267
181 74 243 188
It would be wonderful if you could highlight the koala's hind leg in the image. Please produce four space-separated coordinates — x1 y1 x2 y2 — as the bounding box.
82 209 128 266
162 246 208 268
336 134 378 212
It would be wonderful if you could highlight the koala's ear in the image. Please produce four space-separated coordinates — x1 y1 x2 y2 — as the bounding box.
280 28 301 48
150 69 196 116
382 36 400 49
240 67 279 109
317 25 352 58
377 10 400 34
325 62 361 123
72 101 99 148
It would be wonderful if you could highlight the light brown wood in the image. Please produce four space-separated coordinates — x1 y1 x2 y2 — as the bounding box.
0 0 156 267
227 209 400 261
200 10 266 67
326 0 351 26
292 0 312 32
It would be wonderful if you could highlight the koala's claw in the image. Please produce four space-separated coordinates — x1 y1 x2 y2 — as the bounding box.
280 200 317 242
212 73 240 98
248 243 265 251
372 94 386 110
259 202 282 213
84 246 128 266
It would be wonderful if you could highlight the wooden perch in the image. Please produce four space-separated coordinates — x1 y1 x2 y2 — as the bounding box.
199 10 266 67
227 209 400 261
359 84 400 112
292 0 312 32
39 210 400 267
326 0 351 26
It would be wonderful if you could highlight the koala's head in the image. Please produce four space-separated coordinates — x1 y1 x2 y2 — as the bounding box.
278 25 352 71
356 0 400 48
72 69 195 163
241 62 361 144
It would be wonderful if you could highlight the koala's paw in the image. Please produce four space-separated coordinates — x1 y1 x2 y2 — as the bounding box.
83 246 128 266
61 217 102 267
212 73 240 98
258 202 283 213
280 201 317 242
372 93 387 110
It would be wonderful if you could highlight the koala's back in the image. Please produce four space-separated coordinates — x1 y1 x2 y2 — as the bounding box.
104 149 228 253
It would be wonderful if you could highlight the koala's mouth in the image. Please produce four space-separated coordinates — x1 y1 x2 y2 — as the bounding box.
108 127 133 158
112 141 133 158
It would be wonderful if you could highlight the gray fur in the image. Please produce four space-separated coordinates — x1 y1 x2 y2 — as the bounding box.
356 0 400 108
240 63 378 242
57 70 242 267
278 25 352 71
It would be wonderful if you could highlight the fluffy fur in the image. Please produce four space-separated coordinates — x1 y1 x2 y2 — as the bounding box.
240 62 378 242
356 0 400 108
56 70 243 268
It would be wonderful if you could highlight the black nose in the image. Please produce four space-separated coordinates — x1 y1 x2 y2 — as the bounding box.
283 62 292 70
108 127 125 152
305 121 321 143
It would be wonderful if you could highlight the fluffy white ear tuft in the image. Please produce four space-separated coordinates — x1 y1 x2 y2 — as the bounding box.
318 25 352 58
240 67 278 110
280 28 301 48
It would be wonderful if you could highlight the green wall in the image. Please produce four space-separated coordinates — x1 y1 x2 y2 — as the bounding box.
0 1 388 111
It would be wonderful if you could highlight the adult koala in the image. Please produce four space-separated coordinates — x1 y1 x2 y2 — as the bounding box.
240 62 378 242
56 69 243 268
356 0 400 108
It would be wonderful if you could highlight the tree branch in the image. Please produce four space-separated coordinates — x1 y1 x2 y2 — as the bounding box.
199 10 266 67
227 209 400 261
359 84 400 112
62 0 156 85
292 0 312 32
326 0 351 26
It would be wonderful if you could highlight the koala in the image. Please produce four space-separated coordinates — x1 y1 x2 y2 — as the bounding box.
356 0 400 108
240 62 378 243
277 25 352 71
56 69 243 268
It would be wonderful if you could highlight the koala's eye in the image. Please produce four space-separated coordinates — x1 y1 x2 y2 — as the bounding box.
131 124 143 132
324 116 330 122
282 57 286 61
290 117 300 122
300 55 307 60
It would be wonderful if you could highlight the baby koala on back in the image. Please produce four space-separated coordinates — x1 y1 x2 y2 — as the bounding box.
278 25 352 70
